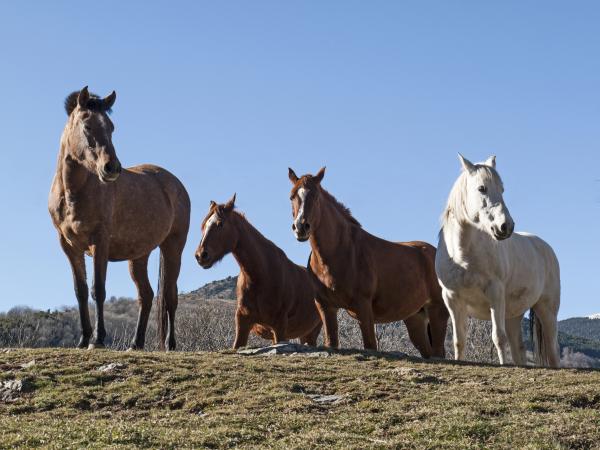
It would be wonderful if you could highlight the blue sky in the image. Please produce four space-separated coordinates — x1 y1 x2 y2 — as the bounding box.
0 2 598 319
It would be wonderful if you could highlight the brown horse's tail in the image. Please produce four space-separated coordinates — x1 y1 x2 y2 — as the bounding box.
157 251 168 351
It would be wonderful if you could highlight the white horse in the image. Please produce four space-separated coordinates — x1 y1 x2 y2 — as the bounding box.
435 154 560 367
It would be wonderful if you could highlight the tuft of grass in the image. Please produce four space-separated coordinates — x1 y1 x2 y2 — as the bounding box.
0 348 598 449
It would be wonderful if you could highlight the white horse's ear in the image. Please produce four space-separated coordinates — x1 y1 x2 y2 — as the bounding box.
458 153 476 173
484 155 496 168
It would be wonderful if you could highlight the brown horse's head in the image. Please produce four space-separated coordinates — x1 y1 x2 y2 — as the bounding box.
62 86 121 183
195 194 237 268
288 167 326 241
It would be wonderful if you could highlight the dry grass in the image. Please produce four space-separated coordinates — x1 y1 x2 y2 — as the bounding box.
1 348 599 449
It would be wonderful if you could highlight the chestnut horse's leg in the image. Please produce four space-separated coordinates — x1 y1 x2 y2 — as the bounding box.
128 254 154 350
233 309 253 349
356 306 378 350
404 310 432 358
271 315 289 344
90 240 109 349
300 322 322 346
426 302 449 358
59 236 92 348
315 300 339 348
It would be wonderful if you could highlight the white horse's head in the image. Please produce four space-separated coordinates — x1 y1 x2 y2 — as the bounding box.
444 154 515 240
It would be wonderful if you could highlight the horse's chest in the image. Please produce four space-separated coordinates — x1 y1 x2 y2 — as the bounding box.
52 193 101 251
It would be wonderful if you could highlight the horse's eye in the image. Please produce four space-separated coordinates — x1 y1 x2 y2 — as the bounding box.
478 186 487 194
216 221 223 228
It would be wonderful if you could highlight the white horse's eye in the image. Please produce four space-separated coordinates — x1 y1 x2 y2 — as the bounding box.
478 186 487 193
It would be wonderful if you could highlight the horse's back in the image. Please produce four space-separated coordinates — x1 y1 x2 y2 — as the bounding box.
509 232 560 292
107 164 190 260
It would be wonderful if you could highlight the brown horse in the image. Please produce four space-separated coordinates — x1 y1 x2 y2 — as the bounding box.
288 167 449 357
195 195 322 348
48 87 190 351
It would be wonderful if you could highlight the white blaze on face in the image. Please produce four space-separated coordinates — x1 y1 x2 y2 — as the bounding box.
295 188 309 224
201 212 218 246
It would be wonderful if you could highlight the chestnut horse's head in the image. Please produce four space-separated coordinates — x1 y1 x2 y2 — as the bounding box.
195 194 237 269
62 86 121 183
288 167 326 242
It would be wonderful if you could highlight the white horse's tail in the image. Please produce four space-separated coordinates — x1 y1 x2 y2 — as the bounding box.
529 310 550 366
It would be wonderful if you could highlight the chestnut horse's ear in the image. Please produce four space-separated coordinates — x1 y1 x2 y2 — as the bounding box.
458 154 475 173
288 168 299 184
78 86 90 109
314 166 326 183
224 193 236 212
103 90 117 111
209 200 217 209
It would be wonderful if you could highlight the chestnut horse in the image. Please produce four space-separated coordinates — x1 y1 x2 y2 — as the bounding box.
48 87 190 351
288 167 449 357
195 195 322 348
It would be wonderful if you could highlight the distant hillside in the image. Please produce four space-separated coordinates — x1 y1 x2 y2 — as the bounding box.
558 317 600 342
180 276 237 302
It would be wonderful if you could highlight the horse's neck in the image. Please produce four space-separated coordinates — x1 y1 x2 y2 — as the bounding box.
310 199 354 271
442 216 494 265
55 144 94 197
231 215 273 282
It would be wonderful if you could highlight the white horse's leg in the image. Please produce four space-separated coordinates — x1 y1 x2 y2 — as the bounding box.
487 281 513 365
505 314 526 366
442 290 467 361
532 298 560 368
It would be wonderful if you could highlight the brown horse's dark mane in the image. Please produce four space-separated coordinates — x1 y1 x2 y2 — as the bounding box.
64 90 113 116
292 176 361 227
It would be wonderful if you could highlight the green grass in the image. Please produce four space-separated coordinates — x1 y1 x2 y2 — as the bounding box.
1 348 599 449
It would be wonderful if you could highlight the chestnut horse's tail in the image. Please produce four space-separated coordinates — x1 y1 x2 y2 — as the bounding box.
157 251 168 351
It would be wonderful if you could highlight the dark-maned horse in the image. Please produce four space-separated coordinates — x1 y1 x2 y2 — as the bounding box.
288 167 449 357
195 195 322 348
48 87 190 351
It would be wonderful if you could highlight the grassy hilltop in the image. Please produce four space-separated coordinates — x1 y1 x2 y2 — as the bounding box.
1 348 599 449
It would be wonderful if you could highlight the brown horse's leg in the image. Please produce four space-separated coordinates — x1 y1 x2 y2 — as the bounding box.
404 311 432 358
356 307 378 350
90 240 109 349
59 236 92 348
128 254 154 350
315 300 339 348
301 322 322 346
426 302 450 358
233 309 253 349
159 237 185 352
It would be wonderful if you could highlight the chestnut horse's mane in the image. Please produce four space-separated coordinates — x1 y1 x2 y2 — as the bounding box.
292 176 361 228
319 187 361 227
64 90 113 116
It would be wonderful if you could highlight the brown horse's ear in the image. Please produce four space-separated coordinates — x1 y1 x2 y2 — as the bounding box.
288 168 299 184
224 193 236 212
78 86 90 109
103 90 116 111
209 200 217 209
314 166 326 184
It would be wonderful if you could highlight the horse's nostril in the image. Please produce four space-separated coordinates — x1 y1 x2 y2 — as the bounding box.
292 223 296 231
305 223 311 230
500 223 507 233
200 251 209 260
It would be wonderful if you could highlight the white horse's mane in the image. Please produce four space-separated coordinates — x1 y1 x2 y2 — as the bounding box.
441 164 504 228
